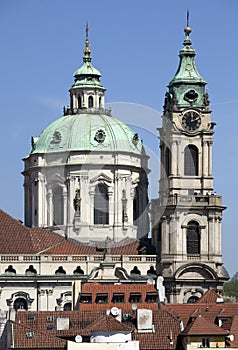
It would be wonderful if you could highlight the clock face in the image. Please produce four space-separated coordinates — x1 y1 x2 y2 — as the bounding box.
182 111 201 131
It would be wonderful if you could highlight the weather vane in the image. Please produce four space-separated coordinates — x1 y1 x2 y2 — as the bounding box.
186 9 190 27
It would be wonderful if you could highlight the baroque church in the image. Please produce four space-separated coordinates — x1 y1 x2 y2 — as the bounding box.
0 23 229 312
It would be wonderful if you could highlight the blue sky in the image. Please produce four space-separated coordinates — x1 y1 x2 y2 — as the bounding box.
0 1 237 276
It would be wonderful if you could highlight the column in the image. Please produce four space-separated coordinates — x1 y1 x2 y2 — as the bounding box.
62 185 67 226
47 189 53 226
89 188 94 225
108 187 113 226
161 216 169 255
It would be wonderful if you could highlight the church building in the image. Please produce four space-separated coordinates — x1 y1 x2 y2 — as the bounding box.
0 21 229 313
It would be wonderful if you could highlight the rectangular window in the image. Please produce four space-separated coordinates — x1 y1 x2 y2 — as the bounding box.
129 292 142 303
112 293 125 303
46 316 54 322
145 292 158 303
26 332 34 338
202 338 210 348
80 294 92 304
96 293 108 304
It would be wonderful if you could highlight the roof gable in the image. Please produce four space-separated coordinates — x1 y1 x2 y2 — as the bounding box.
182 316 228 336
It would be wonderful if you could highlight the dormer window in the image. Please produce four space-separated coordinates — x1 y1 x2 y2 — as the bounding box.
129 292 142 303
88 95 94 108
96 293 108 304
112 293 125 304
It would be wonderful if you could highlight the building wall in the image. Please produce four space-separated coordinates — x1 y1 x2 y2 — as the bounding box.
68 340 139 350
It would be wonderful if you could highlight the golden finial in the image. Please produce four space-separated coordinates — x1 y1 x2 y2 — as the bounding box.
84 22 91 55
184 9 192 35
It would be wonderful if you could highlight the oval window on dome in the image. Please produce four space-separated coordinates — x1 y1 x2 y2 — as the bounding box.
94 129 106 143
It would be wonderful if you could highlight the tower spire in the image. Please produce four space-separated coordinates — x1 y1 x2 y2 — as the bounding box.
83 22 92 62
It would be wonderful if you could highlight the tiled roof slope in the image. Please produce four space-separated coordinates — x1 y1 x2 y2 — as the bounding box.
11 304 238 350
163 304 223 325
228 315 238 348
14 309 181 350
133 309 181 350
81 314 132 335
182 316 228 336
0 210 61 254
10 321 67 349
0 210 152 256
196 289 222 304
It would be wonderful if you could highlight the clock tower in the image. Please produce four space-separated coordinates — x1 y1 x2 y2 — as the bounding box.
152 23 229 303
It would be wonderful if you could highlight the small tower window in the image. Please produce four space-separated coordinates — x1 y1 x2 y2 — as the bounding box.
187 221 200 255
94 184 109 225
165 147 171 177
78 96 82 109
88 95 94 108
184 145 199 176
99 96 102 107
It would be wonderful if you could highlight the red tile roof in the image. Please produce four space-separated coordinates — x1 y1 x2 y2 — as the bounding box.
14 309 181 350
80 281 159 310
197 289 222 304
132 309 181 349
81 314 132 335
182 316 228 336
11 321 67 349
0 210 153 256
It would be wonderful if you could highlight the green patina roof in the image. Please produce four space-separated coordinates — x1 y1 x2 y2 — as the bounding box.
30 113 143 155
74 61 101 78
169 26 206 87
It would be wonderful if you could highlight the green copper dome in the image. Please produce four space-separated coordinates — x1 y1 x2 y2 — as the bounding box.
30 112 144 155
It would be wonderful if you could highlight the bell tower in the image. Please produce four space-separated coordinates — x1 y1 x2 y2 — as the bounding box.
152 20 229 303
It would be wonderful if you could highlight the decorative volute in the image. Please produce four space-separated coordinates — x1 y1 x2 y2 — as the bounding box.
69 23 106 113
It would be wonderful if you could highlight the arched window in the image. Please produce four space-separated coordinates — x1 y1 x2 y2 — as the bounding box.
53 187 63 226
99 96 102 107
187 221 200 255
55 266 66 275
25 265 37 276
165 147 171 177
78 96 82 109
130 266 141 275
94 185 109 225
73 266 84 275
63 302 72 311
147 266 156 275
14 298 28 311
184 145 199 176
133 187 139 224
187 295 199 304
5 265 16 275
88 95 94 108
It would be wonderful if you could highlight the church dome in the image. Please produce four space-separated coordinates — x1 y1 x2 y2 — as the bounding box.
31 111 144 155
